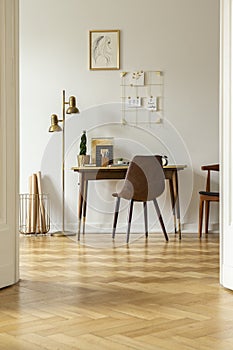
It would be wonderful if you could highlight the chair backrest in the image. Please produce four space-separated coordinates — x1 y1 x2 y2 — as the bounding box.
118 155 165 201
201 164 219 192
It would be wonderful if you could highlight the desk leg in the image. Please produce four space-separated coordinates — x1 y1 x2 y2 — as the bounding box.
172 170 181 240
169 178 177 233
82 180 88 234
77 174 84 240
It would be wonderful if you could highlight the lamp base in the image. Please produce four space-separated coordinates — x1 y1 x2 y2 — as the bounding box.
51 230 76 237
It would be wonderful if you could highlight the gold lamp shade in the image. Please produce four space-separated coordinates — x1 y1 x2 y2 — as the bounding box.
49 114 62 132
66 96 80 114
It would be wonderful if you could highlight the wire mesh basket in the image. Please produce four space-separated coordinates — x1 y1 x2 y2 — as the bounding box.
19 193 50 234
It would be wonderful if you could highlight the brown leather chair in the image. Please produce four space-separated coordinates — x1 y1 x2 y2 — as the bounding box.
112 155 169 243
198 164 219 238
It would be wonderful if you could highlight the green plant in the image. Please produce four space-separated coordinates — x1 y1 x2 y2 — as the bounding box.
79 130 87 155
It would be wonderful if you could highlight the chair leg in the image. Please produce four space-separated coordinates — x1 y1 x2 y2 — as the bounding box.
198 198 204 238
169 179 177 233
126 199 134 243
143 202 148 238
205 201 210 234
153 199 169 241
112 197 120 239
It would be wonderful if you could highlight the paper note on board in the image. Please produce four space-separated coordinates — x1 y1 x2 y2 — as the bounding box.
145 97 157 111
126 97 142 108
129 71 145 86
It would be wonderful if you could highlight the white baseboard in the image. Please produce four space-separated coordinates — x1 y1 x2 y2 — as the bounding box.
50 222 219 235
221 264 233 290
181 222 219 234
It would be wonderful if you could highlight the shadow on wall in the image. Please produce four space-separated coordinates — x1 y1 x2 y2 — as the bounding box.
41 102 194 234
42 175 63 232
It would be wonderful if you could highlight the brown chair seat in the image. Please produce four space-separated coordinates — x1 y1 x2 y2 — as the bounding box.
199 191 219 197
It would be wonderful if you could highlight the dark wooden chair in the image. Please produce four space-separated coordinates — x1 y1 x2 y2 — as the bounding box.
112 155 169 243
198 164 219 238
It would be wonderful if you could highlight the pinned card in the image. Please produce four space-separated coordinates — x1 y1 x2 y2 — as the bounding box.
129 71 145 86
127 97 142 108
146 97 157 111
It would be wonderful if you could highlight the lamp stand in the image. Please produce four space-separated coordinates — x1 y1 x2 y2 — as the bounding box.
49 89 80 236
62 89 66 234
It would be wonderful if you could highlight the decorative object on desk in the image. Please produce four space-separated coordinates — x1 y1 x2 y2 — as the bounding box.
117 158 124 165
101 150 109 166
96 145 113 167
162 155 168 166
89 29 120 70
80 130 87 155
77 130 90 166
48 90 80 235
77 155 90 166
91 137 114 164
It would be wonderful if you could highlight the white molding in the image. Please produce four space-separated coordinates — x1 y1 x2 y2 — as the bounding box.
222 264 233 290
59 222 217 235
220 0 233 290
0 0 7 224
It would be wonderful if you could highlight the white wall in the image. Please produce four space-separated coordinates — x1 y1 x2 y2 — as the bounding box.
20 0 220 234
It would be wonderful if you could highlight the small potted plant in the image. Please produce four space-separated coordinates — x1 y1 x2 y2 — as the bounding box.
77 130 90 166
117 157 124 165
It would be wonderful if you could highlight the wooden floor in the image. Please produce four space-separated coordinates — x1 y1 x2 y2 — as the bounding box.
0 232 233 350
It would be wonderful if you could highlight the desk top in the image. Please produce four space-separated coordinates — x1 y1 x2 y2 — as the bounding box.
72 165 186 172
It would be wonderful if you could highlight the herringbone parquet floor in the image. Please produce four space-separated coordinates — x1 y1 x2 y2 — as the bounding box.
0 232 233 350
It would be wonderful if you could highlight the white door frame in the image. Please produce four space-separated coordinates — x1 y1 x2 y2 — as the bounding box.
220 0 233 290
0 0 19 288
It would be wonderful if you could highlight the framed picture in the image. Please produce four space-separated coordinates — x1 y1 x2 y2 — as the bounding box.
91 137 114 164
96 145 114 166
89 30 120 70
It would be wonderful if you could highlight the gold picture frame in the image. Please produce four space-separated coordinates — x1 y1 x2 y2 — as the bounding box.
89 30 120 70
91 137 114 164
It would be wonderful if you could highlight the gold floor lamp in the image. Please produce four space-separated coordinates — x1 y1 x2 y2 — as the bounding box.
49 89 80 234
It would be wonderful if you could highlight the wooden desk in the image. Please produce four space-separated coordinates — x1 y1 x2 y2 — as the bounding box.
72 165 186 240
